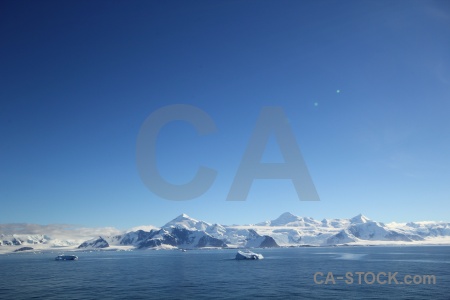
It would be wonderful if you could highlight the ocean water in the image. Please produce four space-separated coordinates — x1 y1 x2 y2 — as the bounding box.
0 246 449 299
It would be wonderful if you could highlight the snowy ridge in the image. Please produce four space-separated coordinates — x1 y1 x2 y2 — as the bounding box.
1 213 450 254
0 234 79 248
162 214 211 231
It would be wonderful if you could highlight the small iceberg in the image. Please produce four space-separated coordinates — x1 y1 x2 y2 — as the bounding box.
235 250 264 260
55 255 78 261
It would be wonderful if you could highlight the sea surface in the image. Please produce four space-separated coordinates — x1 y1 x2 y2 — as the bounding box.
0 246 449 299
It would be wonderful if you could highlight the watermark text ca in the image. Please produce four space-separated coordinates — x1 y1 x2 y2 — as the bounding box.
136 104 320 201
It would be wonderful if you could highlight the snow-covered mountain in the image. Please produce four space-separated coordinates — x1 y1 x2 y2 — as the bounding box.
75 213 450 250
96 227 226 250
2 213 450 254
0 234 79 248
257 212 321 227
162 213 211 231
0 234 49 246
78 237 110 249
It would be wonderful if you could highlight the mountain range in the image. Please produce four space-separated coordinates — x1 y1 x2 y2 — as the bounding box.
1 213 450 253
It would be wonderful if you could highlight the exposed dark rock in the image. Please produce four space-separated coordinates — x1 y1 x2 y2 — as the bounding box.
196 235 227 248
14 247 33 252
78 237 109 249
259 236 279 248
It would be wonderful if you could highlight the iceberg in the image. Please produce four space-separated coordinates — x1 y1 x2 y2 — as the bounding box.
235 250 264 260
55 255 78 261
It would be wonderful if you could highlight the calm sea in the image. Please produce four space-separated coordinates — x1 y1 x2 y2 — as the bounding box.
0 246 449 299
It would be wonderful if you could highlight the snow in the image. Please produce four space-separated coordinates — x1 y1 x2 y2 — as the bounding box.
2 212 450 254
236 250 264 260
162 214 211 231
257 212 321 227
127 225 160 233
349 214 371 224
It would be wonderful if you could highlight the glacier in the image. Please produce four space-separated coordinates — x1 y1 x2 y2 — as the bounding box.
1 213 450 254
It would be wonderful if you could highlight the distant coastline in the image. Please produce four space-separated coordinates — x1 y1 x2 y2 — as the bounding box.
2 213 450 255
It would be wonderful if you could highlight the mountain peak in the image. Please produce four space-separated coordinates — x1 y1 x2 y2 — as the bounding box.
270 212 300 226
168 213 195 223
279 212 296 218
350 214 371 224
163 214 210 231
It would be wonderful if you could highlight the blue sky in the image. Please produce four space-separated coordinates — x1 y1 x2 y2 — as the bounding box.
1 0 449 229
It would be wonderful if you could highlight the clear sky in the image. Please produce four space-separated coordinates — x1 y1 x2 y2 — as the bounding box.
1 0 449 229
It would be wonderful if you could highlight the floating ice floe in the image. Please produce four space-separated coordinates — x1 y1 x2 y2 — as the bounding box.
235 250 264 260
55 255 78 261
